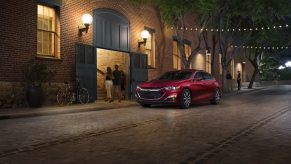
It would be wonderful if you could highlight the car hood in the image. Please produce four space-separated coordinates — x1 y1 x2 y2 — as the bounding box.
139 79 187 88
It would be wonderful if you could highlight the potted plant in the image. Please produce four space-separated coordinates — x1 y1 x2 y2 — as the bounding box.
23 60 55 107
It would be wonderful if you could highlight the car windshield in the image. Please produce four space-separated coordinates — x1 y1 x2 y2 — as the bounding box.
157 71 192 80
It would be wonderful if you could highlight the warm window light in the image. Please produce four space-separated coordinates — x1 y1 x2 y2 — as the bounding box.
78 13 93 36
138 30 150 48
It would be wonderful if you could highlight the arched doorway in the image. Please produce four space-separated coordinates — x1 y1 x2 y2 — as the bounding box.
93 8 130 100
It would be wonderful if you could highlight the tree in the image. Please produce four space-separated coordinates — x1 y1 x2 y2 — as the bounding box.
228 0 291 88
130 0 221 69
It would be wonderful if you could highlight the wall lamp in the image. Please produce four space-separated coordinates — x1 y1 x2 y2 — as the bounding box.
138 30 150 48
78 13 93 36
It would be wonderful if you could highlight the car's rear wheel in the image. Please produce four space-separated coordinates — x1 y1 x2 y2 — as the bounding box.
179 89 191 109
210 88 221 105
139 103 151 107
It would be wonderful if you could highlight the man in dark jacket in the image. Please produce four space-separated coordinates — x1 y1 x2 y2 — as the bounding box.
113 64 122 102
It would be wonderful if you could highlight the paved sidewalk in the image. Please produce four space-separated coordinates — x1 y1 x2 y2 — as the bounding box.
223 86 265 96
0 87 264 120
0 100 138 120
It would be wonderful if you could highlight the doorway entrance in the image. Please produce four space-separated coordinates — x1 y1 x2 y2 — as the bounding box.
96 48 129 100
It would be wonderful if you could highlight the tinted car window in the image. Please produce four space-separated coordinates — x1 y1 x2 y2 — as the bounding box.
203 72 213 80
194 72 203 79
158 71 192 80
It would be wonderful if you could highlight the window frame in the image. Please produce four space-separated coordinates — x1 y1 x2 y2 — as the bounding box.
144 27 156 68
172 38 191 70
205 54 212 73
37 4 60 58
172 41 181 70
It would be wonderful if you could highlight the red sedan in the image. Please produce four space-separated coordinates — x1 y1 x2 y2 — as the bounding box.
135 69 221 108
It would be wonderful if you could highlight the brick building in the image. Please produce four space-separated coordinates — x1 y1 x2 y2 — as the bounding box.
0 0 252 108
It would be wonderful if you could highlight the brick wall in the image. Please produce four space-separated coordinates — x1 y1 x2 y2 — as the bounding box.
0 0 37 82
0 0 233 107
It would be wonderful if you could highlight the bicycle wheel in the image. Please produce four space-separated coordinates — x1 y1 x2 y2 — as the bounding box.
57 89 74 105
78 88 89 104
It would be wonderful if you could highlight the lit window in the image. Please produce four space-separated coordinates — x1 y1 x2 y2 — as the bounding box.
230 59 235 79
37 4 60 57
145 32 155 67
173 41 192 70
184 44 191 69
173 41 181 70
206 54 211 73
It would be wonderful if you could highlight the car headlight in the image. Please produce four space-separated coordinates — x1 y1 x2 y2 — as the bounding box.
164 86 180 90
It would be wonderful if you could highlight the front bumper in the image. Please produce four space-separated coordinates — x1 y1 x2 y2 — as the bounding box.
135 89 179 104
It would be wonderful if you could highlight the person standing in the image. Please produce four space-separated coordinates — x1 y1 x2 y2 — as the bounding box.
113 64 122 102
105 67 114 102
120 70 126 100
237 71 241 91
226 70 232 92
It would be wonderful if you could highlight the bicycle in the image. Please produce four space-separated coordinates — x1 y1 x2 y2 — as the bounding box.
56 78 90 105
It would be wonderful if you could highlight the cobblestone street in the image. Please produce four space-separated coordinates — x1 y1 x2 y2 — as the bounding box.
0 85 290 164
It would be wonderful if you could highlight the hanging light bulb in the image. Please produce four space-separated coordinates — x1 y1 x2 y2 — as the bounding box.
211 29 214 31
273 26 276 29
286 24 289 27
267 27 270 30
279 25 282 28
185 27 188 30
190 28 193 30
261 27 264 30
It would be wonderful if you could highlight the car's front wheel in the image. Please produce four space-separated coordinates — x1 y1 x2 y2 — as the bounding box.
179 89 192 109
210 88 221 105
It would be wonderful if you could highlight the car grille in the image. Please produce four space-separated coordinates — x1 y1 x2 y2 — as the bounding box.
138 90 164 100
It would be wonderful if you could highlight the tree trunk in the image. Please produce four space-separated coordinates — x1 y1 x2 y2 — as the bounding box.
248 68 259 89
211 35 217 74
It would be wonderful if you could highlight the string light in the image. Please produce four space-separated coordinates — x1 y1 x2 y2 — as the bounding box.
170 24 289 32
230 45 290 50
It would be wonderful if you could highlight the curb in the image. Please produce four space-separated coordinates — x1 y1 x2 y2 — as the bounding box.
0 103 138 120
222 87 265 97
